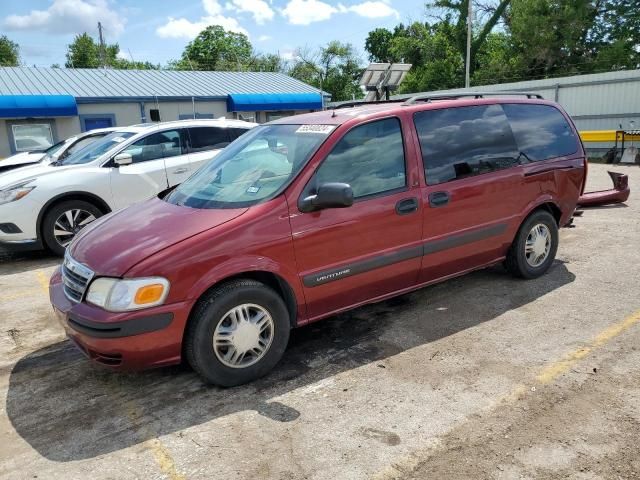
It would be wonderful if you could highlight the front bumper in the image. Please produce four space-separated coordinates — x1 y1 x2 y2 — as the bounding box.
49 268 191 370
0 197 41 248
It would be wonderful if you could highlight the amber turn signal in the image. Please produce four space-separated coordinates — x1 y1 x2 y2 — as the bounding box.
134 284 166 305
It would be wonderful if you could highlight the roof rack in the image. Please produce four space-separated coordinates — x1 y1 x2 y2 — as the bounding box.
402 91 544 104
333 99 404 110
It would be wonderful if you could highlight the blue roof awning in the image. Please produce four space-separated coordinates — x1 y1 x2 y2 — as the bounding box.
227 92 322 112
0 95 78 118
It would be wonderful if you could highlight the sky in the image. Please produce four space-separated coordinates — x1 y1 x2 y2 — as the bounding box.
0 0 421 67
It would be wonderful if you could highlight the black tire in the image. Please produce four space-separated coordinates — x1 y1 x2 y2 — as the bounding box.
184 279 290 387
505 210 559 279
42 200 103 256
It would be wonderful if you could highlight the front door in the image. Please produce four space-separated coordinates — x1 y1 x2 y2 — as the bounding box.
108 130 184 209
413 103 529 283
288 117 423 320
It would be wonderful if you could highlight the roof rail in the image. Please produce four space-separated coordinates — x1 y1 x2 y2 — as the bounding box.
333 99 405 109
402 91 544 104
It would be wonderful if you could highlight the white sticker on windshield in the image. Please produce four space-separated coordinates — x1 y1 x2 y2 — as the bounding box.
296 125 336 134
112 136 127 143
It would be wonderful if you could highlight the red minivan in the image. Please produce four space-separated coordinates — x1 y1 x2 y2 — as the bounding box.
50 94 587 386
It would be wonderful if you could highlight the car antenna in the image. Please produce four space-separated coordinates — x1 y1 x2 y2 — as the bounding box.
331 110 337 118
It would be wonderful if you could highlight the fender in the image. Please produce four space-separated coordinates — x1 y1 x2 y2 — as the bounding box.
185 254 308 324
520 194 563 227
36 190 113 241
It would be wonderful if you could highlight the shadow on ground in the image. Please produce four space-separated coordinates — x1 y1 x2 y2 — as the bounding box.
6 262 574 461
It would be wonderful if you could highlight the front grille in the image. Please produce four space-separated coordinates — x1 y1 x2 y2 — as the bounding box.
62 254 94 303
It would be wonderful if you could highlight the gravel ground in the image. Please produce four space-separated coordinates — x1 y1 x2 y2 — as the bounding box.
0 163 638 480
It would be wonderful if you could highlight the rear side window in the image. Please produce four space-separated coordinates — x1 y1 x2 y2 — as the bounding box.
414 104 520 185
502 104 578 161
314 118 406 199
229 128 250 141
188 127 229 152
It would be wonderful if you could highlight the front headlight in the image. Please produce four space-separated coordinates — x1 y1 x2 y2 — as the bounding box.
86 277 170 312
0 183 35 205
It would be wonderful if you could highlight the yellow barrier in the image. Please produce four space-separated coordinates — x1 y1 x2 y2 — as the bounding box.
580 130 640 143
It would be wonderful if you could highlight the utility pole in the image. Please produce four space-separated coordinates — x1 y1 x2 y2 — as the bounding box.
97 22 106 69
465 0 472 88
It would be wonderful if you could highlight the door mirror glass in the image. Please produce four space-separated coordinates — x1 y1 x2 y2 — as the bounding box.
114 152 133 166
299 182 354 213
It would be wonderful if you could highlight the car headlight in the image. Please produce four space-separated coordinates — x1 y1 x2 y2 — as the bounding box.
0 182 35 205
86 277 170 312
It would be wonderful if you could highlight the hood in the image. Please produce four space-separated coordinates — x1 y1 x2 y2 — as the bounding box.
0 162 79 187
0 152 45 168
69 197 248 277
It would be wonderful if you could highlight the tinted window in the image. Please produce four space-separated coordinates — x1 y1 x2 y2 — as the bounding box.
414 105 520 185
120 130 183 163
188 127 229 152
502 104 578 162
229 128 250 141
314 118 406 199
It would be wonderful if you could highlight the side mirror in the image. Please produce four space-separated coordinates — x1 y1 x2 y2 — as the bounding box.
113 153 133 166
299 182 354 213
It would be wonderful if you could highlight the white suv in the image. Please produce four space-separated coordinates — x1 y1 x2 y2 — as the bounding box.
0 119 256 255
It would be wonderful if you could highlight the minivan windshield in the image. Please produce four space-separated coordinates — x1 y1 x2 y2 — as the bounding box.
57 131 135 166
165 124 333 209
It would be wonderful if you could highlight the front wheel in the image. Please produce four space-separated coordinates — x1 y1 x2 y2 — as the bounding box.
184 279 290 386
42 200 103 256
505 210 559 279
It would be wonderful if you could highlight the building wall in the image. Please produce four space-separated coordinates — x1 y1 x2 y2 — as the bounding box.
394 69 640 134
78 102 142 128
143 100 228 123
0 120 9 159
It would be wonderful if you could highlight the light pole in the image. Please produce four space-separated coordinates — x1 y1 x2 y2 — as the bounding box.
465 0 472 88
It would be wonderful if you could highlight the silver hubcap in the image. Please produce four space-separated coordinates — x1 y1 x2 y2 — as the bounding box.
525 223 551 267
213 304 274 369
53 209 96 247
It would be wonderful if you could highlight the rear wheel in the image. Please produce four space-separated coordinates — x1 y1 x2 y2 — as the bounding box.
42 200 103 256
505 210 558 279
184 279 290 386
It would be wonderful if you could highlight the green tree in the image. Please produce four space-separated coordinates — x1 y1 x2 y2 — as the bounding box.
65 33 158 69
433 0 511 76
365 28 396 63
289 41 363 102
0 35 20 66
177 26 252 70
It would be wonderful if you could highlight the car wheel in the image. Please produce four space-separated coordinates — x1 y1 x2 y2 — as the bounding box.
505 209 558 279
184 279 290 386
42 200 103 256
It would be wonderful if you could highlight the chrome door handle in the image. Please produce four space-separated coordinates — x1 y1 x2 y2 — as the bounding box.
173 167 188 174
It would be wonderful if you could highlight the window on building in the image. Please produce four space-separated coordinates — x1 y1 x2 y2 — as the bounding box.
120 129 183 163
414 104 520 186
187 127 230 152
12 124 54 152
178 113 214 120
502 104 579 162
314 118 406 199
266 111 294 122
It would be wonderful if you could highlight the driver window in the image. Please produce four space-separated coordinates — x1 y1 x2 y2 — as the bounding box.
120 129 183 163
314 118 406 199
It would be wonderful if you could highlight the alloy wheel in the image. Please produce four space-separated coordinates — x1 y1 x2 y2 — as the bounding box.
53 209 97 248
